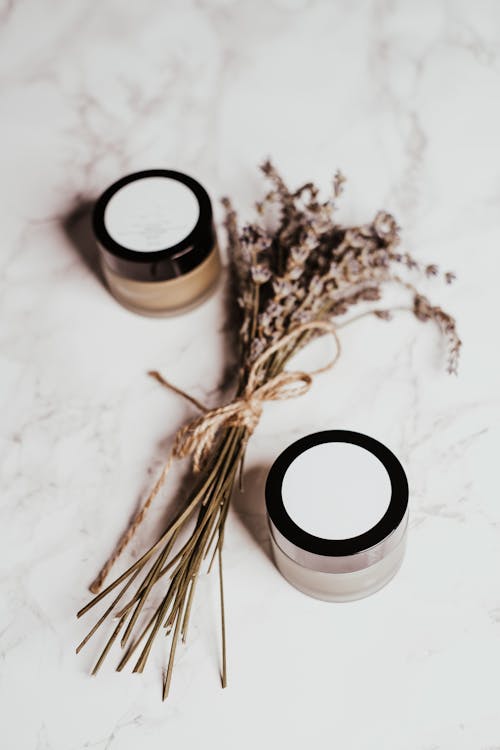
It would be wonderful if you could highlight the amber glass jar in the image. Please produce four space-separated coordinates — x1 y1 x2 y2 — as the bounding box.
93 169 221 316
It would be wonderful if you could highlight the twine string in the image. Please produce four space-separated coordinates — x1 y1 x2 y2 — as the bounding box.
89 320 341 594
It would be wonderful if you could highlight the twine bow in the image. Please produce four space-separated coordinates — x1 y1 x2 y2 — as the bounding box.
90 320 340 593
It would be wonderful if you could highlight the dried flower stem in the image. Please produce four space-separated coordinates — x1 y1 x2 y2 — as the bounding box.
218 543 227 689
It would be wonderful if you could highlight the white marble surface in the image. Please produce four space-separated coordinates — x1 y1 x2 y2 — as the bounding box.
1 1 499 748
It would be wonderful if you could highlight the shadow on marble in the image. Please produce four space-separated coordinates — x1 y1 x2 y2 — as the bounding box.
62 200 104 285
232 463 273 564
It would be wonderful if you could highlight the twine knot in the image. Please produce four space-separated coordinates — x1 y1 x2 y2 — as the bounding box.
172 366 315 472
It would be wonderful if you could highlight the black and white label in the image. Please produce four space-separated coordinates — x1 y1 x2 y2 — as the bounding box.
281 442 392 540
104 176 200 252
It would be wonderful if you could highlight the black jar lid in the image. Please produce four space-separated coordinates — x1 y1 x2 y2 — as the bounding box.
92 169 215 282
265 430 409 573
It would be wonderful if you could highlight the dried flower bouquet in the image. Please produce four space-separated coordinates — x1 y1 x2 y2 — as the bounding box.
77 162 460 699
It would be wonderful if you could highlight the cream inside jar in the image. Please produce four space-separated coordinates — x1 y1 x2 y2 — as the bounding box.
93 169 221 316
265 430 409 602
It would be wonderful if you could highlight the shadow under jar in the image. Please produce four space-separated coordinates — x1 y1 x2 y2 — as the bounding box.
92 169 221 316
265 430 409 602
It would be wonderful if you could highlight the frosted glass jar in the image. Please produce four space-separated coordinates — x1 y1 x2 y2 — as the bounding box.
93 170 221 316
265 430 409 602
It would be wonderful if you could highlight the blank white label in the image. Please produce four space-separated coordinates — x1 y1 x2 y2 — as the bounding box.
281 442 392 540
104 176 200 252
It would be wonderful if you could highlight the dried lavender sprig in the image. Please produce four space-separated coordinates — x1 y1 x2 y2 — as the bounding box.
225 162 459 375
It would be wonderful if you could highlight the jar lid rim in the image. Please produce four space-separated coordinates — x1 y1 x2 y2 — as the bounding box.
265 430 408 568
93 170 215 282
93 169 212 260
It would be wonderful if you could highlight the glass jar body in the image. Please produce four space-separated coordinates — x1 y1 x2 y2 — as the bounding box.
100 244 221 317
269 530 407 602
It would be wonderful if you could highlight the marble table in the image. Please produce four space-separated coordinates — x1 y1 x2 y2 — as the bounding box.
1 1 499 748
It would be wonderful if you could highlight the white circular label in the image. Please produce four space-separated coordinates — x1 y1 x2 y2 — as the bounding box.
281 442 392 540
104 176 200 252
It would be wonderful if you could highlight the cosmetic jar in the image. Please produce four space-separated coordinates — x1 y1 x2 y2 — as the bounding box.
93 169 221 316
265 430 408 602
